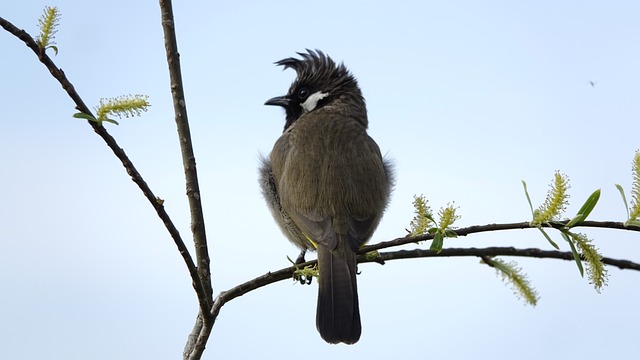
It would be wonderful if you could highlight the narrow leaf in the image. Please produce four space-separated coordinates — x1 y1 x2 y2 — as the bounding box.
73 112 97 121
103 118 120 125
522 180 535 217
538 228 559 250
562 232 584 277
566 189 601 228
615 184 630 219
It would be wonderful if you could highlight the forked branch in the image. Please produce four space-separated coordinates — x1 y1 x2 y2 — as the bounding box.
0 15 212 319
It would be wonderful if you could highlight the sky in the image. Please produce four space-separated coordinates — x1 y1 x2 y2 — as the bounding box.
1 1 639 359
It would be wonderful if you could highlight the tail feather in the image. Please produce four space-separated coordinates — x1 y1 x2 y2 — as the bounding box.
316 242 361 344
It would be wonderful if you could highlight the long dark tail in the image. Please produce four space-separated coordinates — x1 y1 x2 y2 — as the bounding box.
316 240 361 344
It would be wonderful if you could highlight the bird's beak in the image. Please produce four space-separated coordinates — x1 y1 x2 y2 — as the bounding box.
264 95 290 107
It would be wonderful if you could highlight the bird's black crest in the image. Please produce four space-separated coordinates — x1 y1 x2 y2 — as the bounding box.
275 49 348 80
270 49 368 130
274 49 359 98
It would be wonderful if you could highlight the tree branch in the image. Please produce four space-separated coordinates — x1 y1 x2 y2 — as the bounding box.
205 220 640 338
158 0 212 302
0 14 212 321
157 1 214 358
208 244 640 323
375 247 640 271
361 220 640 253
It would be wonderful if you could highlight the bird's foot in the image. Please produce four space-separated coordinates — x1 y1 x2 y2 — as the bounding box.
292 250 314 285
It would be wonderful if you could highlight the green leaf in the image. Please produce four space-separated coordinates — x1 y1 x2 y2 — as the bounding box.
425 214 436 224
615 184 630 219
48 45 58 56
562 232 584 277
444 229 458 238
430 232 444 253
73 112 97 121
286 255 295 265
565 189 601 228
103 118 120 125
522 180 535 217
538 228 559 250
565 215 582 229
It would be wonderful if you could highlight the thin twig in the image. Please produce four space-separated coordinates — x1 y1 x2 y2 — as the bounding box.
0 14 211 322
157 1 214 358
158 0 212 301
374 247 640 271
362 220 640 253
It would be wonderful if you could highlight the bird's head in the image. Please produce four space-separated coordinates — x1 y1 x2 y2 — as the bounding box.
265 49 367 131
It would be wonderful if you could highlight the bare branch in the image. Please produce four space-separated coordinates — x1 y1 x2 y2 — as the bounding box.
158 0 212 300
375 247 640 271
157 0 214 358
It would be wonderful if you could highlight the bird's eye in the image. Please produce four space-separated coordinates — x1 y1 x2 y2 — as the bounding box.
298 88 309 99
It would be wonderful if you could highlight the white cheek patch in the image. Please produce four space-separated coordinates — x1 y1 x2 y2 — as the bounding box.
300 91 329 113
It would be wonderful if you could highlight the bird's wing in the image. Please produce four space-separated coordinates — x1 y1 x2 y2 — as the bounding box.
347 216 377 250
290 211 337 250
291 210 375 252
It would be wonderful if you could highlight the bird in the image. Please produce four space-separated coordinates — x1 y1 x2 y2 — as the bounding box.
259 50 394 344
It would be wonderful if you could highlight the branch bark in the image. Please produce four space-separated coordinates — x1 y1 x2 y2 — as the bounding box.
157 1 214 359
361 220 640 253
158 0 212 302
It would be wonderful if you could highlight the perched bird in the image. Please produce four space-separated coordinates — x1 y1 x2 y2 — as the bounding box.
259 50 394 344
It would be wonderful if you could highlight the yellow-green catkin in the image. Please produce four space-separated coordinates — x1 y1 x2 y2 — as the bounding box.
36 6 60 49
409 195 434 236
490 257 539 306
629 151 640 221
95 95 150 123
532 171 570 226
438 203 460 231
572 233 608 292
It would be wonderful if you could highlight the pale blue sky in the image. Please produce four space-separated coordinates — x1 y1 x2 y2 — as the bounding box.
1 1 639 359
